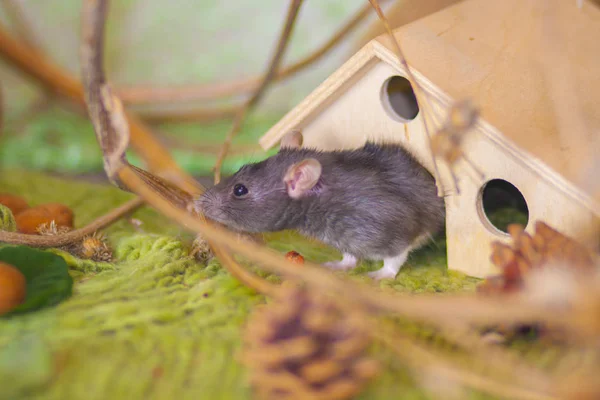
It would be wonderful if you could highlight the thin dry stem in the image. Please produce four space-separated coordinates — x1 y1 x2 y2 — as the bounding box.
367 0 446 197
140 104 239 124
0 83 3 141
117 162 597 336
1 0 42 52
0 197 144 247
79 0 599 347
79 0 278 297
117 2 379 106
213 0 304 184
372 324 559 400
0 22 201 195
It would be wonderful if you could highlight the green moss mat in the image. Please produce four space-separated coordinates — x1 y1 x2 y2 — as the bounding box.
0 170 497 400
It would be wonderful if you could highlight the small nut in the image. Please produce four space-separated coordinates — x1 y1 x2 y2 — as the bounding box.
285 251 305 265
0 193 30 216
0 262 26 314
16 203 74 234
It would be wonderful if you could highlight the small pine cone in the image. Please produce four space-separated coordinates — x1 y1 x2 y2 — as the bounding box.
481 221 597 294
242 286 379 400
190 234 214 264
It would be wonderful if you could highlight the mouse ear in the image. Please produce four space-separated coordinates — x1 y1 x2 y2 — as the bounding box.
279 129 303 150
284 158 322 199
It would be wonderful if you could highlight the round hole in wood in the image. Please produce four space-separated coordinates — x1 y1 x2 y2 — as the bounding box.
478 179 529 235
381 75 419 122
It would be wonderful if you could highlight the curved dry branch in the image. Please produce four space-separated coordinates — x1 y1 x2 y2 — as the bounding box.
140 104 239 124
1 0 42 52
0 197 144 247
213 0 304 184
79 0 277 297
117 2 378 106
367 0 445 197
0 23 201 195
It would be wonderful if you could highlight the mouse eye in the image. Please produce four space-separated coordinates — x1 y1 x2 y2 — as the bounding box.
233 183 248 197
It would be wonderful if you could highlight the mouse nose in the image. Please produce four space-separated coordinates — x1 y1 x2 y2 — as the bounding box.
194 193 212 215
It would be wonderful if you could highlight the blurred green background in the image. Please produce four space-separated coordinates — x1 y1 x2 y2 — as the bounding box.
0 0 377 177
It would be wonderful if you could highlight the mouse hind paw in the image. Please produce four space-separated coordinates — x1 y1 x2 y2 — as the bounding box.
323 253 357 271
368 249 410 281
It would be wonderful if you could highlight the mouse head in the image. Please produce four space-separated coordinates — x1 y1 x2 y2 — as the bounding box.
196 130 323 232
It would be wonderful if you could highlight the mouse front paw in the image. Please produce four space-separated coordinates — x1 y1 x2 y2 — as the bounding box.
368 267 397 281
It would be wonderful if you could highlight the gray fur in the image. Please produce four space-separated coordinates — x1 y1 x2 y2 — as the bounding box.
196 142 445 260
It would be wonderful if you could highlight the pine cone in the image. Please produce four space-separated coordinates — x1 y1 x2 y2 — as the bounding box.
479 221 597 295
242 285 379 400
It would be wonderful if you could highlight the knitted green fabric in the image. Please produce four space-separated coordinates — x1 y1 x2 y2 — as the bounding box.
0 170 493 400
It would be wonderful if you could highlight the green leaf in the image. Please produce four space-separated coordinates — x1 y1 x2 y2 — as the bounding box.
0 246 73 317
0 204 16 232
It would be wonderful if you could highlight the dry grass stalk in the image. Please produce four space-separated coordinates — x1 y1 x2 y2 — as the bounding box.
117 2 382 106
76 3 600 398
372 323 559 400
429 99 484 193
1 0 43 52
368 0 486 197
0 22 200 194
367 0 446 197
213 0 304 184
79 0 278 297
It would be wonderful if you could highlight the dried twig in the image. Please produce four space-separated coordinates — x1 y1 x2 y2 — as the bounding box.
0 23 201 194
79 0 600 347
373 324 559 400
140 104 239 124
117 163 600 337
213 0 304 184
117 2 379 106
0 83 3 141
1 0 42 52
0 197 144 247
367 0 446 197
79 0 277 297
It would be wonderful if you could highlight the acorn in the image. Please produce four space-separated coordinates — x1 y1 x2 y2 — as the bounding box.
16 203 74 234
0 193 29 216
0 262 26 314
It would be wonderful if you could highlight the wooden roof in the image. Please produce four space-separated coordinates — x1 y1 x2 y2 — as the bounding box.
376 0 600 202
260 0 600 211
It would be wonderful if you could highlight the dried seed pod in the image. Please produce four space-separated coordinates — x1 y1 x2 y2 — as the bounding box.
76 233 112 262
37 220 72 236
242 286 379 400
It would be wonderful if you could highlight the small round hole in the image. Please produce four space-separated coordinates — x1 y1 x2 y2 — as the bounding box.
381 75 419 122
478 179 529 234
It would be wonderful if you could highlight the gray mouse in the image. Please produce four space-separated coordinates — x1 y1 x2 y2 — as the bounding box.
195 130 445 280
